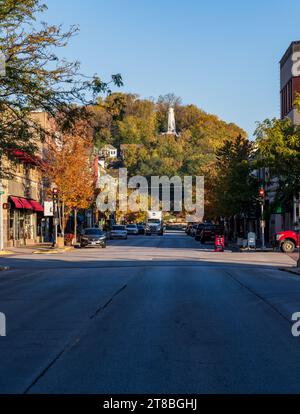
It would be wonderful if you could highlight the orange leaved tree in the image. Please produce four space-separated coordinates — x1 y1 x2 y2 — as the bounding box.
46 120 95 242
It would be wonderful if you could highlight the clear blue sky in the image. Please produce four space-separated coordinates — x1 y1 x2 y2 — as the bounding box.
45 0 300 137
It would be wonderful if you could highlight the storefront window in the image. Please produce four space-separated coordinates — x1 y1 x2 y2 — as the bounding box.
8 208 36 242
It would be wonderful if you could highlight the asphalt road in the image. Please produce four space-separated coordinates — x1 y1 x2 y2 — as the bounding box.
0 231 300 394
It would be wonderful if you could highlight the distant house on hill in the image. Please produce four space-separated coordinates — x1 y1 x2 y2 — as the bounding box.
99 144 117 159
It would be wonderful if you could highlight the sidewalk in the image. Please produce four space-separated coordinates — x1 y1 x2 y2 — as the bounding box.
1 243 73 255
226 242 275 253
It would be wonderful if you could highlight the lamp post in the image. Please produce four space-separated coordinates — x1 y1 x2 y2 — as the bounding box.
297 221 300 268
52 188 59 247
0 187 3 251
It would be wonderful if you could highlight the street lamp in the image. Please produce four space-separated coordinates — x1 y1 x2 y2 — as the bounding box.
52 188 59 247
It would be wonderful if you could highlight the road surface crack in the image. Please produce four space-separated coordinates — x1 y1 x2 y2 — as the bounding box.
224 270 291 324
23 283 127 394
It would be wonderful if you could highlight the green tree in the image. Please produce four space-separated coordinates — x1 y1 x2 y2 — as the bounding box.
0 0 122 157
213 135 258 218
254 117 300 201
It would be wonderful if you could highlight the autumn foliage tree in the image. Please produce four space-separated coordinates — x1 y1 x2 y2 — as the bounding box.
0 0 122 161
46 120 95 240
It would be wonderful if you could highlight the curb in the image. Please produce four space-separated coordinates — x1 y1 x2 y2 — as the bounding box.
279 267 300 276
32 246 73 254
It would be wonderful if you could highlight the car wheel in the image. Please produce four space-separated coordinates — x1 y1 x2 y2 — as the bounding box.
102 243 107 249
281 240 295 253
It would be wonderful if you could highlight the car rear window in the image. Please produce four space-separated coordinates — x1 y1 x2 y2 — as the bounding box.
112 226 125 230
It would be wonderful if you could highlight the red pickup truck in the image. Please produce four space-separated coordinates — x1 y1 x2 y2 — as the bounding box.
275 230 300 253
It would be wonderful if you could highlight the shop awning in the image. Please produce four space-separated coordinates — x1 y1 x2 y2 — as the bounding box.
29 200 44 212
9 196 44 212
9 149 47 169
9 196 24 209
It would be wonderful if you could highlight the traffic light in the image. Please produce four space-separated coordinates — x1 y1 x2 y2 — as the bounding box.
52 187 58 201
258 187 265 200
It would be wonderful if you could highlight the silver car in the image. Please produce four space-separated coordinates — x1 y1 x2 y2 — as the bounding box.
126 224 139 235
110 225 127 240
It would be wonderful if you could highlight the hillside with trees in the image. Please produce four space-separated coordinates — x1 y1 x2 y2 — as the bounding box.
91 93 246 178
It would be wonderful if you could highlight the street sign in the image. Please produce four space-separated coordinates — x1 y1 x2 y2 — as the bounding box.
44 201 54 217
247 232 256 248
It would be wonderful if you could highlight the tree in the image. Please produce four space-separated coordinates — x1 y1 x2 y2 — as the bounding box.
212 135 258 218
0 0 122 158
46 120 95 241
254 117 300 202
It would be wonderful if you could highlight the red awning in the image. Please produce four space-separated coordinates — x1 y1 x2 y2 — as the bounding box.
9 149 46 169
9 196 44 212
9 196 24 209
29 200 44 212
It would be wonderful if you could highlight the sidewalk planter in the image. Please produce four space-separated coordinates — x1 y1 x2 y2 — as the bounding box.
64 233 75 246
56 236 65 248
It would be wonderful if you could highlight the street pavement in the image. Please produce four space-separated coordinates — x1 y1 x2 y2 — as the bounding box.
0 231 299 394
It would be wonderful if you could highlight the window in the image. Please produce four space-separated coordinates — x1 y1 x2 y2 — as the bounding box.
281 79 293 118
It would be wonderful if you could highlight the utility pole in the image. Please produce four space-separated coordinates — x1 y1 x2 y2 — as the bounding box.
0 157 4 251
258 187 265 250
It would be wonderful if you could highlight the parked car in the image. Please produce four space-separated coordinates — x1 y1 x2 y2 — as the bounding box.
185 224 193 235
199 224 224 244
80 228 107 248
190 224 199 237
137 223 145 235
275 229 299 253
126 224 139 235
195 224 205 241
110 225 127 240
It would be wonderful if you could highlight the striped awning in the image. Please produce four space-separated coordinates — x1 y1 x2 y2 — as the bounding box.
9 196 44 212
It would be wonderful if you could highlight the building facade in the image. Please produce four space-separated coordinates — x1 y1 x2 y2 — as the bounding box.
0 111 54 248
280 41 300 123
2 151 44 247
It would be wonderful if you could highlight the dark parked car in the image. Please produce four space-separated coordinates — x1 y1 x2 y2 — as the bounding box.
185 224 193 235
199 224 224 244
190 224 199 237
80 228 107 248
195 224 205 241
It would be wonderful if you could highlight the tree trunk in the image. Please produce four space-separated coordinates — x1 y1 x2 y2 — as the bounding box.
74 208 77 243
62 202 65 236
